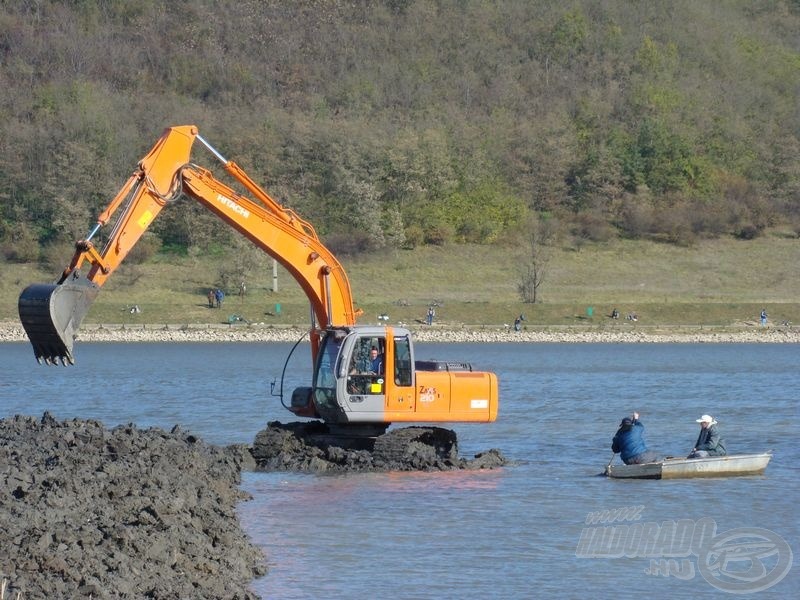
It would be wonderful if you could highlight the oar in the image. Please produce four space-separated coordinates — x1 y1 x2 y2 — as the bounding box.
599 452 615 476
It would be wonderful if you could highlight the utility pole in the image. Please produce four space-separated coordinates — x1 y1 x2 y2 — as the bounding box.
272 259 278 293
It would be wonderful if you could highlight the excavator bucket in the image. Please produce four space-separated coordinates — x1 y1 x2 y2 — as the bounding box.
18 272 99 366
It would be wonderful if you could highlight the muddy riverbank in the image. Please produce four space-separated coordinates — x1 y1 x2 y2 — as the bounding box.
0 413 265 599
1 414 506 598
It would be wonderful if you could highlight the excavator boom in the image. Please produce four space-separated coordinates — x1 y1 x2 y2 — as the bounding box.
19 126 357 365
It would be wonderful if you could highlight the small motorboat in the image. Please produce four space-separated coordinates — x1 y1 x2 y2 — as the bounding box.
605 452 772 480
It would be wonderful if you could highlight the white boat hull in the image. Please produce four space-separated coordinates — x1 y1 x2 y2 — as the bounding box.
606 453 772 480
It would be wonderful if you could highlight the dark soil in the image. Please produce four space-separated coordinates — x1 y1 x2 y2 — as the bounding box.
250 421 508 473
1 415 506 598
0 413 266 599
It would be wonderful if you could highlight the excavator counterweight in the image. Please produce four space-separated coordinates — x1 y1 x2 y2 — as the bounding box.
18 272 99 365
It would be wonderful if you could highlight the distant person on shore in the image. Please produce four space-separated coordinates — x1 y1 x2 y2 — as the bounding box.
514 314 525 331
207 289 215 308
760 309 768 326
687 414 727 458
214 288 224 308
426 306 435 326
611 308 619 319
611 411 659 465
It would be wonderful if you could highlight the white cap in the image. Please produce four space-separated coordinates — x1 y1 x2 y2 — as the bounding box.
696 414 716 424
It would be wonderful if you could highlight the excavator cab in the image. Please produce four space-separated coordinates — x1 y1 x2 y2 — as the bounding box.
291 327 391 423
290 324 497 426
18 270 100 365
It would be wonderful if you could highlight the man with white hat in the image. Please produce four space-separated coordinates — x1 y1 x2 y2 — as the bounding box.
687 414 727 458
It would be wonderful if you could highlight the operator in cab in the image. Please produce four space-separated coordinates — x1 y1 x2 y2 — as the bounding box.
366 346 383 374
348 343 384 395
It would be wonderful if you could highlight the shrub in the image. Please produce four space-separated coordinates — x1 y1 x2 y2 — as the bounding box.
1 224 40 263
127 233 163 264
651 205 696 246
791 218 800 239
423 223 453 246
570 212 614 243
324 231 375 256
734 224 760 240
40 241 75 271
403 224 424 249
616 198 653 239
687 200 728 237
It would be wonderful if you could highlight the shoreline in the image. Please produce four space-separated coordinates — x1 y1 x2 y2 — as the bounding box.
2 321 798 344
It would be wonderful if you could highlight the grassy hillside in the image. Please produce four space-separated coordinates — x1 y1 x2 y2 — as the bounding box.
2 1 798 258
3 234 798 330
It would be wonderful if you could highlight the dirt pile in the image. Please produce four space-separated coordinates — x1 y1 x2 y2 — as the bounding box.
251 421 507 473
0 413 265 599
0 415 505 598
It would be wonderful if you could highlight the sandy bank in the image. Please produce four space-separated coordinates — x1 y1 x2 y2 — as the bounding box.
2 321 798 345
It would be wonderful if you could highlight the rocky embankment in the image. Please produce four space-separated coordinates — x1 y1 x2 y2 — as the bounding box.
1 321 799 344
1 413 265 599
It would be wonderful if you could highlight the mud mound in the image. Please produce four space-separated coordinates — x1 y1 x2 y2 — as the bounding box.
251 421 507 473
0 413 265 599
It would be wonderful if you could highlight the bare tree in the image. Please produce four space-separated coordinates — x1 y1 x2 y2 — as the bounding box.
518 215 557 303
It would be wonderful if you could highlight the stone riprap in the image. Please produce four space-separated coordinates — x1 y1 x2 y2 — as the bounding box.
0 413 266 599
2 321 798 344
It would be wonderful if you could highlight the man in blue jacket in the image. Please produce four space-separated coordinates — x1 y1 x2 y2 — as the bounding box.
612 411 659 465
687 414 727 458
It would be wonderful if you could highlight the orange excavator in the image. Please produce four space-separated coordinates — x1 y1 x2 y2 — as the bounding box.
19 126 498 433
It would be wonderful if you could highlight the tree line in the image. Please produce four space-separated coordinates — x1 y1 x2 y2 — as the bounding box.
0 0 798 265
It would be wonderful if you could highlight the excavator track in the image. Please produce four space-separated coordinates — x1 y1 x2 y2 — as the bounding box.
371 426 459 466
249 421 503 473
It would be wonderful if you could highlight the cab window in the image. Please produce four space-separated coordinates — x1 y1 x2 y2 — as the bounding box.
393 336 412 387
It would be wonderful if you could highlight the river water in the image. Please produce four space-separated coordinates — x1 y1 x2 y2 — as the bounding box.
2 341 797 599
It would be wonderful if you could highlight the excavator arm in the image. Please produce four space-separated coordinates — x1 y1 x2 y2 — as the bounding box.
19 125 499 429
18 126 359 364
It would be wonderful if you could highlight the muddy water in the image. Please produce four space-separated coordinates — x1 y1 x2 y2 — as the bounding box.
2 341 798 598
